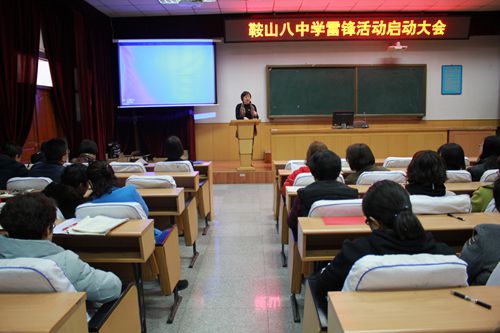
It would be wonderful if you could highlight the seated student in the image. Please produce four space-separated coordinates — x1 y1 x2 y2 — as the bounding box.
43 164 89 219
344 143 389 185
281 141 328 196
309 180 455 300
71 139 98 164
470 172 498 212
437 143 467 170
29 138 68 183
467 135 500 181
0 193 121 302
164 135 190 163
461 178 500 285
406 150 447 196
287 150 359 241
0 142 29 189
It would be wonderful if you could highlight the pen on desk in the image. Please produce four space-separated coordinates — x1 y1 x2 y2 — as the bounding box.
447 213 465 221
451 290 492 309
62 222 79 232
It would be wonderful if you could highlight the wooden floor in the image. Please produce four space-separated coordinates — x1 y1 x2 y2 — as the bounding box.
212 160 274 184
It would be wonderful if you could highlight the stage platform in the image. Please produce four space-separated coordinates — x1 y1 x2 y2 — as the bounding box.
212 161 274 184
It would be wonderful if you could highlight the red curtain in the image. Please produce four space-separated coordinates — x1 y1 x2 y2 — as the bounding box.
40 4 78 154
0 0 41 145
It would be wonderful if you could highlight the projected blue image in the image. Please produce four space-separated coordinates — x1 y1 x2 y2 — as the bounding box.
119 41 216 107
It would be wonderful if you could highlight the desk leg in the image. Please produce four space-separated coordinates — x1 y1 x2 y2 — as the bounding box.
133 263 147 333
290 294 300 323
189 242 200 268
281 244 287 268
167 284 183 324
202 216 209 236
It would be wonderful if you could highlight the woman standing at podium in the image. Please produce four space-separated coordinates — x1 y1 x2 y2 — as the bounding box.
235 91 259 119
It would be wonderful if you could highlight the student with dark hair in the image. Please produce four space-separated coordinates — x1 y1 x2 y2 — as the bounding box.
42 164 89 219
29 138 68 182
0 142 29 189
344 143 389 185
467 135 500 181
461 178 500 285
437 143 466 170
406 150 447 196
0 193 121 302
286 150 358 240
165 136 186 162
309 180 455 300
71 139 98 163
235 91 258 120
281 141 328 196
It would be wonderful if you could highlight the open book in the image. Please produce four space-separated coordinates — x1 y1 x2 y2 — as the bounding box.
54 216 128 235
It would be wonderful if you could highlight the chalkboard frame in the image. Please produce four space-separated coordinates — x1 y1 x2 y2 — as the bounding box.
267 64 426 119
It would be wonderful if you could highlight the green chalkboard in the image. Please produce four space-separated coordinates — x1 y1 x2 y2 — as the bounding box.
357 66 426 116
268 66 355 117
268 65 426 118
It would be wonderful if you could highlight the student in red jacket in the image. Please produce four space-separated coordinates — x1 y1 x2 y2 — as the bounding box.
281 141 327 197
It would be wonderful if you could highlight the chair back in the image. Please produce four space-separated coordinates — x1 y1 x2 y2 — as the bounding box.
486 261 500 286
154 161 194 172
308 199 363 217
341 158 349 169
464 156 470 167
0 258 76 293
126 175 176 189
356 171 406 185
285 160 306 171
382 157 412 168
337 174 345 184
484 198 498 212
410 194 471 214
445 170 472 183
109 162 146 173
342 254 468 291
480 169 499 182
6 177 52 191
293 173 315 186
75 202 147 219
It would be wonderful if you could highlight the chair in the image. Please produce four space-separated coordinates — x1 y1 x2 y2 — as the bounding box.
337 174 345 184
125 175 176 189
480 169 499 182
486 261 500 286
0 258 141 333
308 199 363 217
75 202 148 220
285 160 306 171
446 170 472 183
341 158 349 169
356 170 406 185
109 162 146 173
293 173 315 186
464 156 471 167
154 161 194 172
484 198 497 212
410 194 471 214
6 177 52 191
342 254 468 291
382 157 412 168
75 202 185 322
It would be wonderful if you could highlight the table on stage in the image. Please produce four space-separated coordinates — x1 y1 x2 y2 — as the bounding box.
53 219 155 333
0 292 87 333
328 286 500 333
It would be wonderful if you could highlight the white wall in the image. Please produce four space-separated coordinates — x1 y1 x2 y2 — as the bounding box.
195 35 500 123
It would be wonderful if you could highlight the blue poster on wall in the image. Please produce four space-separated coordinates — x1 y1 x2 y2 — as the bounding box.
441 65 462 95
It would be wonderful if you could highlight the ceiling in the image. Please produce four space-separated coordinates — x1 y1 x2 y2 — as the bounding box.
85 0 500 17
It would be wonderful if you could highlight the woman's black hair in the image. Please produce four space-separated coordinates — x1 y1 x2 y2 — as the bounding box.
165 136 184 161
240 91 251 101
79 139 98 155
479 135 500 161
87 161 116 198
0 193 56 239
61 164 88 189
346 143 376 172
308 150 341 181
1 142 22 159
407 150 447 185
362 180 425 240
437 143 466 170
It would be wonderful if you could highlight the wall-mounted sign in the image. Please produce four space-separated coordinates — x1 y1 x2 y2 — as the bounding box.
225 16 470 42
442 65 463 95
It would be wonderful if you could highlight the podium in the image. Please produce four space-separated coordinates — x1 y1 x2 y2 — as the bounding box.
230 119 261 171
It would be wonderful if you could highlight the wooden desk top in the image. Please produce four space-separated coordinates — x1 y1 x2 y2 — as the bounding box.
137 187 184 197
328 286 500 333
115 171 199 192
0 292 87 333
137 188 185 216
53 219 155 264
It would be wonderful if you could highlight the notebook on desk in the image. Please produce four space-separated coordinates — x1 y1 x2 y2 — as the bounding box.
54 216 128 235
